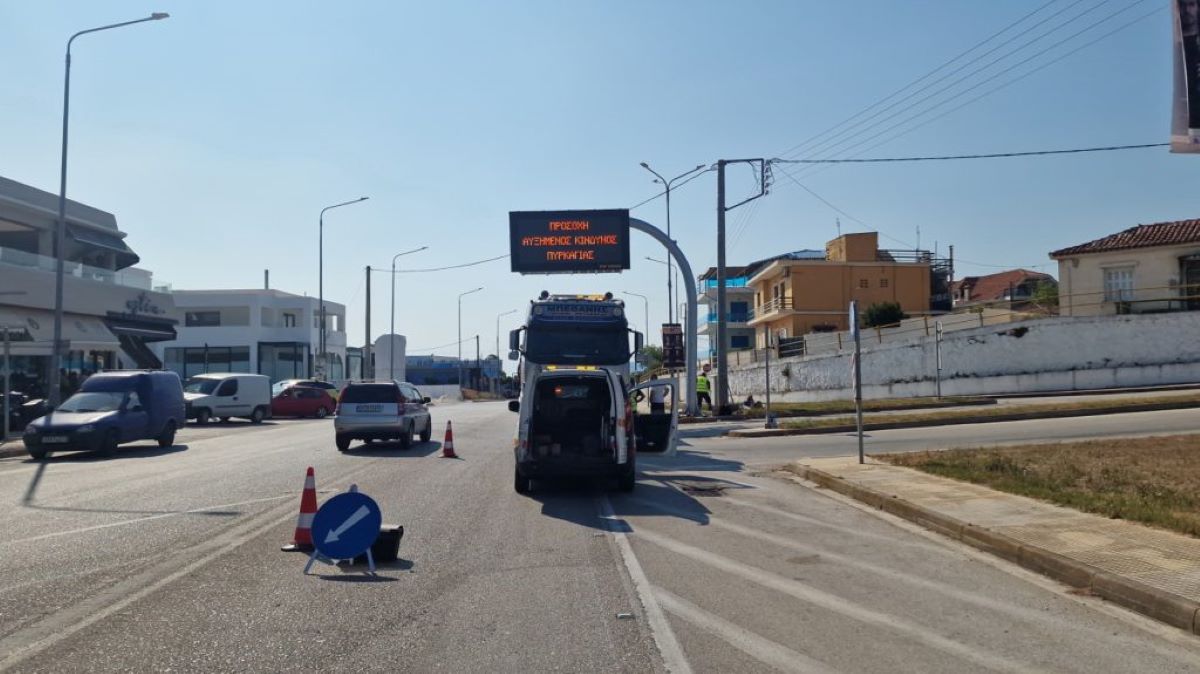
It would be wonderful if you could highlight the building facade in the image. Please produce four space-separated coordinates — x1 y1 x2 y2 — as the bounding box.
150 289 347 384
1051 219 1200 317
747 233 937 347
950 269 1057 309
0 176 177 399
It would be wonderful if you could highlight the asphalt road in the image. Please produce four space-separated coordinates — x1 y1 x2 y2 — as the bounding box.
1 403 1198 672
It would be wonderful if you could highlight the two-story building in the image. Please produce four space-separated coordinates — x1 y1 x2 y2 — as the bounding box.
747 232 941 347
0 175 178 398
951 269 1057 309
1050 218 1200 316
150 289 347 383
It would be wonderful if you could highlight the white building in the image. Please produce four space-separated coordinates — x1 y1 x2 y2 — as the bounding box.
0 175 178 398
150 289 347 384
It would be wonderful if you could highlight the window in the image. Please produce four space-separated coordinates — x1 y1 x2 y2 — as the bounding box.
880 278 889 288
216 379 238 396
126 392 143 411
185 311 221 327
859 279 869 288
730 335 751 349
1103 267 1134 301
283 313 297 327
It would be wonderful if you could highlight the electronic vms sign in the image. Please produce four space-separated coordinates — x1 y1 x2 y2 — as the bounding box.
509 209 631 274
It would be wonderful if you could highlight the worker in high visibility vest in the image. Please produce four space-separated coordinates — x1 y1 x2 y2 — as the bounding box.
696 372 711 415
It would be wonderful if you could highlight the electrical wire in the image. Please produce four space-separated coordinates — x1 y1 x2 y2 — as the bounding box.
388 254 509 273
407 335 481 353
629 166 714 210
773 142 1166 164
787 0 1155 181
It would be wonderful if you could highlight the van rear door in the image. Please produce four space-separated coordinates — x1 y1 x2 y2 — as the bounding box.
629 378 679 456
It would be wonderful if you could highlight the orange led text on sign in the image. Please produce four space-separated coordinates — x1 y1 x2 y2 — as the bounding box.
519 218 621 262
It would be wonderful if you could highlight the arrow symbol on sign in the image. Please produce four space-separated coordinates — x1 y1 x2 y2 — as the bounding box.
324 505 371 544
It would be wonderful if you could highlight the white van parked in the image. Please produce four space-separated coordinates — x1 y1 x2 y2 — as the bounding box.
183 373 272 424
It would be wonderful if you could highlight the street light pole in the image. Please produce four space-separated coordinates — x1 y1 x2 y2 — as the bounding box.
622 291 650 345
49 12 169 407
457 287 483 392
639 163 706 325
389 246 428 381
318 196 368 380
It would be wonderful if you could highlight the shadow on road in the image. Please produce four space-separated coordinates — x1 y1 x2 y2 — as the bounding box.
529 479 713 530
318 557 414 581
638 449 744 474
343 440 442 457
27 443 189 465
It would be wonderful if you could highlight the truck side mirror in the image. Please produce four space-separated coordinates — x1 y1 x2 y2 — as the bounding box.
507 400 520 413
508 328 521 352
634 331 644 354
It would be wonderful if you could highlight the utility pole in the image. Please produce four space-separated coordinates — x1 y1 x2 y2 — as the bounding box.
364 265 371 381
715 158 768 415
475 335 481 391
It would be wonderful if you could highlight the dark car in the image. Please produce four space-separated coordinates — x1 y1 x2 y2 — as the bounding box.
23 371 186 460
271 385 336 418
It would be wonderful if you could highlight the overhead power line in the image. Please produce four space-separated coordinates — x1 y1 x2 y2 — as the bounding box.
630 165 713 210
773 142 1166 164
407 335 481 353
389 254 509 273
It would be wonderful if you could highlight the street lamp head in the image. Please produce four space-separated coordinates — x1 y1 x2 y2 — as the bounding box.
357 196 369 202
150 12 169 20
639 162 649 168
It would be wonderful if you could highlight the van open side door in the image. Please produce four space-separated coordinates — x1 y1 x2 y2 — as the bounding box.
629 377 679 457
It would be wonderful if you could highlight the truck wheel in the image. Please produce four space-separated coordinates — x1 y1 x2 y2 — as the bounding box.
514 467 531 494
336 434 351 452
250 407 265 424
157 421 177 448
195 408 211 425
419 417 432 443
618 463 636 493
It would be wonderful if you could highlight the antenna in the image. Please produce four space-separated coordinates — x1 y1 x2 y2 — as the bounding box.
836 217 841 237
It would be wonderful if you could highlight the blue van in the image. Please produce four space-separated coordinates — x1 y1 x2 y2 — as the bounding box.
22 371 186 460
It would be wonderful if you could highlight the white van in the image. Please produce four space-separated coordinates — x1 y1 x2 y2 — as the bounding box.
183 373 272 424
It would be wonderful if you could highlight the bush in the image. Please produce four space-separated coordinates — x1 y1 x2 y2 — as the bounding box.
863 301 906 328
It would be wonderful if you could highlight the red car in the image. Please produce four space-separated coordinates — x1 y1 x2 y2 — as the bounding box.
271 386 336 419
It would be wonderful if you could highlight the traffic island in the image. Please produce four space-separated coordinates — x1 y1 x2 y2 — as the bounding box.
785 456 1200 635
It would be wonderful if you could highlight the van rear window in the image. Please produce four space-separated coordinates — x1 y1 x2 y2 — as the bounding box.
341 384 398 403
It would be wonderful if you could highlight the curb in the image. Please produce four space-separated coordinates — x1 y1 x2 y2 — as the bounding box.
730 400 1200 438
0 444 27 459
785 462 1200 636
681 398 997 426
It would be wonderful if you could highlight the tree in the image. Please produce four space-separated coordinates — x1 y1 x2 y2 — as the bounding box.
638 344 664 372
863 301 906 328
1030 281 1059 310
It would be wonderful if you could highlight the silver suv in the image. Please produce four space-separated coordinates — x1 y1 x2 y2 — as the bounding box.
334 381 432 452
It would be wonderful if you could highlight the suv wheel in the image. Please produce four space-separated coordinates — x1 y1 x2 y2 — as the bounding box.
399 422 413 449
336 434 351 452
315 406 329 419
419 417 432 443
157 421 177 448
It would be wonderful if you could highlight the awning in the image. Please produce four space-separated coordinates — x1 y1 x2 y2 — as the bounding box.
104 316 176 342
0 307 118 349
68 224 140 269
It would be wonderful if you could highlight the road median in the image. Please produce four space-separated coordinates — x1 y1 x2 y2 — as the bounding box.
729 396 1200 438
785 457 1200 635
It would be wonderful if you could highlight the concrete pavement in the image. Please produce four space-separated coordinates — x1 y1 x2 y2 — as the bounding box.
1 402 1198 671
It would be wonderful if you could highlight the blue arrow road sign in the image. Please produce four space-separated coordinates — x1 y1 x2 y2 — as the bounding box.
311 492 382 560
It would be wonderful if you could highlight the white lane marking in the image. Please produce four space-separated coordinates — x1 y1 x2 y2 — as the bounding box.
720 495 941 550
5 495 293 546
629 495 1165 645
633 526 1040 674
654 586 839 674
598 496 693 674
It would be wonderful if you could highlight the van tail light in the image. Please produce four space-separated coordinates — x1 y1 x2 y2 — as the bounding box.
397 393 406 415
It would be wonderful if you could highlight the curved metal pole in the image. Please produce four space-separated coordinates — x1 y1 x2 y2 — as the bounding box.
630 217 698 416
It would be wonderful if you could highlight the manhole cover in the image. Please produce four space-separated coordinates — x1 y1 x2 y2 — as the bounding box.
679 483 727 497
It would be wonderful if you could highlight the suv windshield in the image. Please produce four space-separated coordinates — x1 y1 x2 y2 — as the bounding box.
184 378 220 394
340 384 398 404
57 391 124 413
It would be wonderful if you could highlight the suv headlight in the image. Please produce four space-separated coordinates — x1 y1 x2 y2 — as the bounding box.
77 424 95 433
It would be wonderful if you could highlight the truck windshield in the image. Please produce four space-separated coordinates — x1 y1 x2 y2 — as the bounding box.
525 326 628 365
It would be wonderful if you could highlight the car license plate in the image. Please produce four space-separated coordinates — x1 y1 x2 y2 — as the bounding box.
42 436 69 444
356 404 382 413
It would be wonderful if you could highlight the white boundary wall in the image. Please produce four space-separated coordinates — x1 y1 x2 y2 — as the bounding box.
728 312 1200 402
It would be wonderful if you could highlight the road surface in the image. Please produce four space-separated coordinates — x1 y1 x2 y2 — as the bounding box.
0 403 1197 672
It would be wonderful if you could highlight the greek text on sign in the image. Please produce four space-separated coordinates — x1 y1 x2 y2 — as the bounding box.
509 209 631 274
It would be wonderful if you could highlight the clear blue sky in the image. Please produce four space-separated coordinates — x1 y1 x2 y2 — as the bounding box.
2 1 1188 362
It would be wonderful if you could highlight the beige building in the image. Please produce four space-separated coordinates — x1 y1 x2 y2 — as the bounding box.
1050 219 1200 317
747 232 935 347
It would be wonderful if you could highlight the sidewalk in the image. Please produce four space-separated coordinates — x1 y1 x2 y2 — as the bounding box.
788 457 1200 635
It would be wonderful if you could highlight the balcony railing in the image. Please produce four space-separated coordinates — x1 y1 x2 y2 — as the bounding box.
705 311 750 324
700 276 749 291
0 245 154 291
748 297 792 319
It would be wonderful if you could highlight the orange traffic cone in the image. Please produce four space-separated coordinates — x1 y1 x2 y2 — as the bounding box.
281 466 318 552
441 420 457 458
